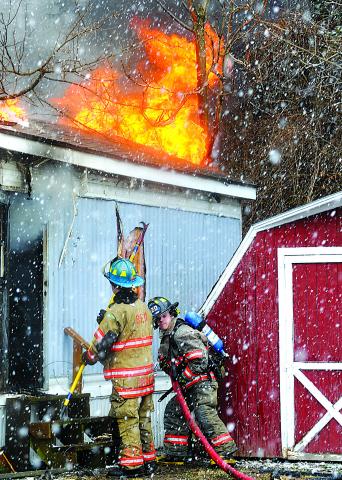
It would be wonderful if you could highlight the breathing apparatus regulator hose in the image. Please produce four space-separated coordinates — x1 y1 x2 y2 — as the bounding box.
171 375 255 480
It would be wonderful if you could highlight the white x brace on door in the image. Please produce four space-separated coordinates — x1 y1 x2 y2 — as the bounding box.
278 247 342 461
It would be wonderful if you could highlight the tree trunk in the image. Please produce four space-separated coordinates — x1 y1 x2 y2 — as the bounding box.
190 2 210 156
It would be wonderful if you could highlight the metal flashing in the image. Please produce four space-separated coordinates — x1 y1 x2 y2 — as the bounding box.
79 175 242 219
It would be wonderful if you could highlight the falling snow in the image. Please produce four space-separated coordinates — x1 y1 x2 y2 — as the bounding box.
0 0 340 477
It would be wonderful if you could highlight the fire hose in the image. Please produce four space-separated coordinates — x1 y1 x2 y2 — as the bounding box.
170 371 255 480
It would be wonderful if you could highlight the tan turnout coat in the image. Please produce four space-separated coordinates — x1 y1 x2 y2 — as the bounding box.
91 299 154 398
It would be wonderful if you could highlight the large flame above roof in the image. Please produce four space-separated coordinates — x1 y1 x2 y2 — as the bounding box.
54 20 223 165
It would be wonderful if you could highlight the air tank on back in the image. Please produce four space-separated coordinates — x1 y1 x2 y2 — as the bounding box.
184 311 228 357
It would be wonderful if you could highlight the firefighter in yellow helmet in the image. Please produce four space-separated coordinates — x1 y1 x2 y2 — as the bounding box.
83 258 156 477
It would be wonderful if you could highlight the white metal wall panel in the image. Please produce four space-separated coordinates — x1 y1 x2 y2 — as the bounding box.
151 392 175 449
58 198 240 371
7 169 241 450
0 404 5 446
9 191 241 381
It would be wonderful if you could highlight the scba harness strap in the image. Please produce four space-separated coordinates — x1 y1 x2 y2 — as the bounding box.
168 319 222 388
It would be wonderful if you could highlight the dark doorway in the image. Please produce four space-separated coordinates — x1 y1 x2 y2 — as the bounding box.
0 204 8 392
7 236 44 393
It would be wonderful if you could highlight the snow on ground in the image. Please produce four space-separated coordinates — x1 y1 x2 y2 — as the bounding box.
15 459 342 480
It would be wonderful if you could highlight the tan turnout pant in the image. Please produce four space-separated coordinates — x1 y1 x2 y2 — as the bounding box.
109 389 155 469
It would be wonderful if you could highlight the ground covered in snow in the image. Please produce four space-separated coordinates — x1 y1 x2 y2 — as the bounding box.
14 459 342 480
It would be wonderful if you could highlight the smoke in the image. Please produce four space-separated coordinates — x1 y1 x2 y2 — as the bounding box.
1 0 311 120
9 162 76 252
0 0 135 117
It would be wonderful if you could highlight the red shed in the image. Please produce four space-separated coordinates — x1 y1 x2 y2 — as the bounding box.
201 192 342 462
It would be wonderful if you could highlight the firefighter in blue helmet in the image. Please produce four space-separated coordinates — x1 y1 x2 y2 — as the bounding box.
83 258 156 477
148 296 237 462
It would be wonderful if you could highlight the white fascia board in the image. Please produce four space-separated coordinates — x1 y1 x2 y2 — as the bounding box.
252 191 342 231
0 132 256 201
200 191 342 316
80 176 242 219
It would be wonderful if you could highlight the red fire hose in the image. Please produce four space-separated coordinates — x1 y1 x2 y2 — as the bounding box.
171 379 255 480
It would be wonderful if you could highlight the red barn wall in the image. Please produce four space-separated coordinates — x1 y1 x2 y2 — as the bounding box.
206 208 341 458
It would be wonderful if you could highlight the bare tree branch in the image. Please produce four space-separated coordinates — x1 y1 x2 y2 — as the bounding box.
156 0 194 32
0 0 118 101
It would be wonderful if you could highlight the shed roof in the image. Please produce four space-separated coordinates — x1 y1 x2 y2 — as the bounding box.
200 191 342 315
0 121 256 201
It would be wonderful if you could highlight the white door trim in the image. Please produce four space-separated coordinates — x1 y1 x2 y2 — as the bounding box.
278 247 342 459
292 369 342 452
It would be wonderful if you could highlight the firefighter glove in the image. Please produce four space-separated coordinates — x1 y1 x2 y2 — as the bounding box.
96 309 106 324
176 372 188 388
158 354 170 374
208 350 226 381
82 349 97 366
97 330 117 361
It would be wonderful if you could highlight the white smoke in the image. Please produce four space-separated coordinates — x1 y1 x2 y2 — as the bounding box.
9 162 77 252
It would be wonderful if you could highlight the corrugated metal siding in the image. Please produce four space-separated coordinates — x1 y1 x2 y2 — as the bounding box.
151 392 175 449
57 198 240 374
9 193 241 380
89 395 111 417
0 405 5 445
7 185 241 450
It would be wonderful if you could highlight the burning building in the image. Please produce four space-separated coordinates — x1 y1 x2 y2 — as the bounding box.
0 106 255 470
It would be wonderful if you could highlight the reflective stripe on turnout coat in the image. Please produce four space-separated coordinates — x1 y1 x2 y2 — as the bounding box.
91 299 154 398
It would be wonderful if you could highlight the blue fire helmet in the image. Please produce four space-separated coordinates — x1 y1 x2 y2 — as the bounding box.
104 258 144 288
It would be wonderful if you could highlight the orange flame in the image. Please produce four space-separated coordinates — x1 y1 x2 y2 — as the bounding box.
0 99 27 124
54 20 224 165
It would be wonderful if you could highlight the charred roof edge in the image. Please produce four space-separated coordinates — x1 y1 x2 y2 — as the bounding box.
0 129 256 201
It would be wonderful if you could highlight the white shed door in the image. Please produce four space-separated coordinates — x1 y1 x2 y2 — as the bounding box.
278 247 342 461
